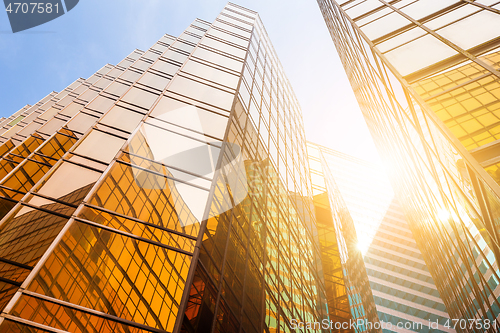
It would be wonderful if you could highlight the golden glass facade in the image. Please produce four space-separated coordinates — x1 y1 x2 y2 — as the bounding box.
317 0 500 331
0 3 351 333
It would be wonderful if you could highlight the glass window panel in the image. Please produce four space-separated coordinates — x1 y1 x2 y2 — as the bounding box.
478 0 500 4
151 97 229 140
121 87 159 110
10 296 154 333
346 0 384 19
37 131 78 160
357 7 392 26
94 77 113 89
142 50 161 62
179 32 201 44
0 318 52 332
208 28 249 48
1 160 50 195
171 41 196 54
137 72 171 91
182 60 240 89
78 89 100 103
73 130 125 164
146 117 222 147
60 102 84 117
192 47 244 72
385 34 458 76
376 27 427 52
219 14 253 30
119 69 142 83
437 11 500 50
105 82 130 97
0 205 68 267
107 68 124 78
151 60 180 76
127 123 220 179
201 37 247 59
100 106 144 133
26 222 191 332
131 59 150 71
88 161 206 232
86 95 116 113
38 107 59 121
152 42 168 53
35 162 100 204
424 4 479 30
213 20 252 38
122 152 212 189
24 194 76 216
163 49 190 64
38 118 66 136
361 11 412 40
168 76 235 111
79 205 196 252
400 0 459 20
66 112 99 134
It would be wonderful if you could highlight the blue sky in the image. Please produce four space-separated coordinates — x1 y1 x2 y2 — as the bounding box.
0 0 380 163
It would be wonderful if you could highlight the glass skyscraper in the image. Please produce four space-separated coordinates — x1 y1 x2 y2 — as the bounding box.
316 0 500 331
308 143 454 333
0 3 341 332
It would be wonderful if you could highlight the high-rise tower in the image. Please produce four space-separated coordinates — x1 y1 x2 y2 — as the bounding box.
308 143 454 333
316 0 500 331
0 4 337 332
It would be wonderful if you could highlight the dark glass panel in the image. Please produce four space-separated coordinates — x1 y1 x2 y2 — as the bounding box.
0 281 19 312
0 319 49 333
181 267 217 333
0 206 69 267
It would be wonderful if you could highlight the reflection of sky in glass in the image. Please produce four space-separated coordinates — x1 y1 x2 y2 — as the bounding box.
322 152 394 255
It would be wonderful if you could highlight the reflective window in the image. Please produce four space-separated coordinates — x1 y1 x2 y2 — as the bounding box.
79 206 196 252
105 81 131 97
182 60 240 89
151 97 229 140
27 222 191 332
400 0 460 20
201 37 247 59
385 35 457 76
35 162 100 204
169 76 235 111
192 47 244 72
121 87 159 110
88 161 206 234
361 12 412 40
151 60 180 76
137 72 171 91
437 11 500 50
66 112 99 134
100 106 144 133
73 130 125 164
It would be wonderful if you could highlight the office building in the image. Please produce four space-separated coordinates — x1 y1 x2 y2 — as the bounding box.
317 0 500 331
308 143 454 332
0 3 341 332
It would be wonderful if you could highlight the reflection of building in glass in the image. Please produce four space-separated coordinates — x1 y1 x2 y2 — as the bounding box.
0 3 349 333
317 0 500 331
308 143 454 333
